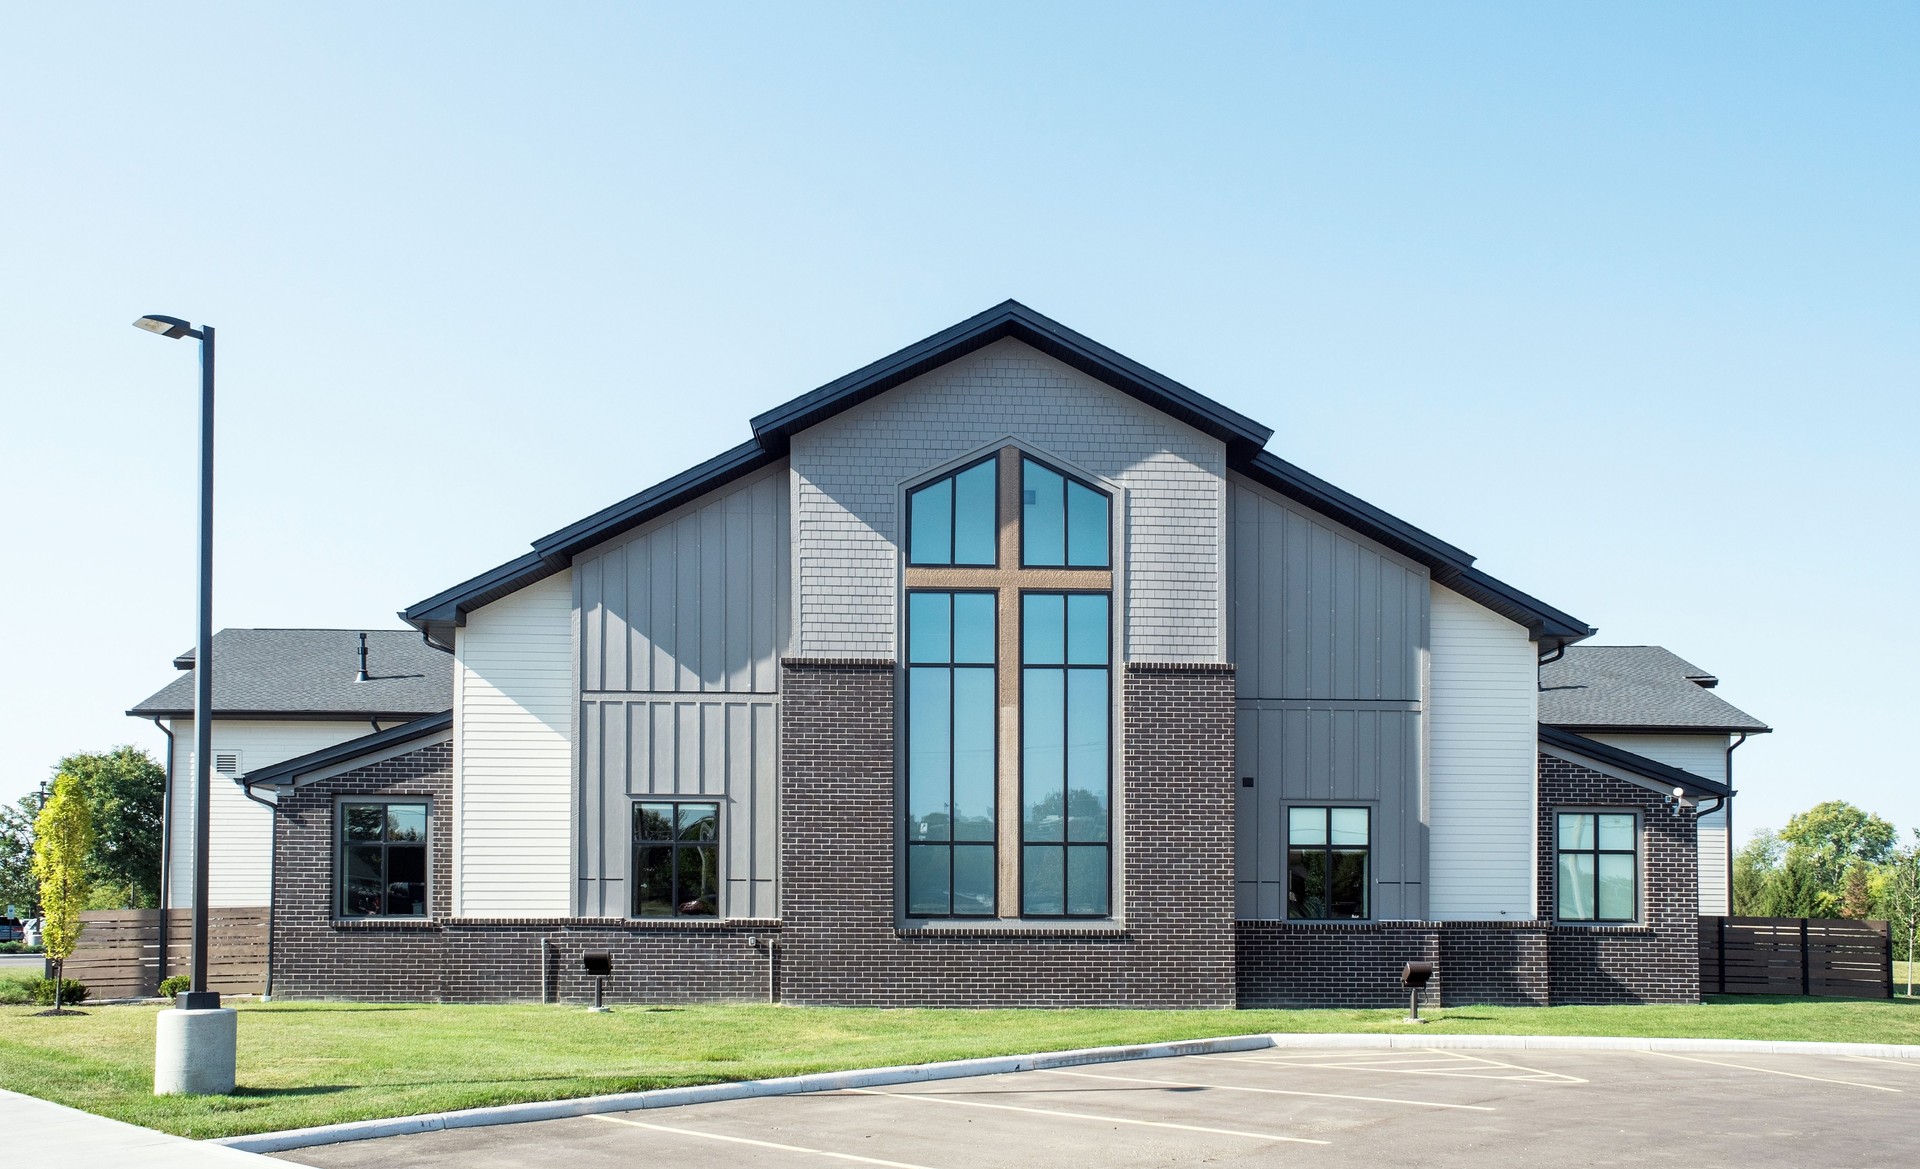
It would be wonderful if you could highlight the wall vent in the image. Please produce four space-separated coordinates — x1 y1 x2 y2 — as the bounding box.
213 751 243 777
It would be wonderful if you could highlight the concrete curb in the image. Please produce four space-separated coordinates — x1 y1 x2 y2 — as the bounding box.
213 1033 1275 1154
214 1030 1920 1154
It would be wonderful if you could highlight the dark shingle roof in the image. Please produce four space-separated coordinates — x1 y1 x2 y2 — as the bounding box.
1539 645 1769 734
128 629 452 719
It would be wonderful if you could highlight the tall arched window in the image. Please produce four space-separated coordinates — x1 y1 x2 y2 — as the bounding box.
903 448 1114 919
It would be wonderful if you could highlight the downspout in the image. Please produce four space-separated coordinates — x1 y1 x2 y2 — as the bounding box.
1724 733 1749 914
151 717 175 994
238 777 279 1000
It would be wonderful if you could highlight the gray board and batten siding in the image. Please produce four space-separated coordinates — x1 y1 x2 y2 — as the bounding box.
571 466 789 919
1227 474 1431 922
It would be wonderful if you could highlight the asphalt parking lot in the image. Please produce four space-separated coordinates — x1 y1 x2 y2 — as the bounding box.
278 1045 1920 1168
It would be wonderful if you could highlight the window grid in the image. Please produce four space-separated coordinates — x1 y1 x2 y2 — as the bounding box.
905 590 998 918
1285 805 1370 921
338 800 429 919
632 802 720 918
1556 811 1638 923
906 455 999 568
1018 591 1111 919
1020 457 1111 569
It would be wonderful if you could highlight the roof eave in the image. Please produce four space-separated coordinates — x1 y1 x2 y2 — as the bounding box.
1543 722 1773 737
241 711 455 788
1539 725 1735 798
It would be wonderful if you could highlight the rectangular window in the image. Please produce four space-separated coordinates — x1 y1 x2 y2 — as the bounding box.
906 590 997 917
1020 592 1110 917
339 801 428 918
1556 811 1637 922
633 802 720 917
1287 806 1369 919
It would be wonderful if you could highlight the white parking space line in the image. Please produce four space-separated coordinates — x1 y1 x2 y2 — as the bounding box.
1841 1054 1920 1070
590 1113 944 1169
844 1086 1331 1145
1642 1051 1903 1092
1208 1050 1586 1084
1033 1066 1496 1110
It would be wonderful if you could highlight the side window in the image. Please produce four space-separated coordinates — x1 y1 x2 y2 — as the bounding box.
1557 812 1637 922
905 591 998 917
1287 806 1370 920
1019 592 1111 917
634 802 720 917
907 456 998 567
339 801 428 918
1021 458 1109 568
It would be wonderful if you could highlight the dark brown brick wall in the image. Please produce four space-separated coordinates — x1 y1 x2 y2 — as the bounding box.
270 739 775 1004
775 658 1238 1008
1236 751 1699 1007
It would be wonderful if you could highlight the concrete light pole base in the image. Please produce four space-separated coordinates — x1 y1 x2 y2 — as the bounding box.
154 1007 237 1095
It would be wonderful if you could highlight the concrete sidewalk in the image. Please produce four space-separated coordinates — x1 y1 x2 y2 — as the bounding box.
0 1089 273 1168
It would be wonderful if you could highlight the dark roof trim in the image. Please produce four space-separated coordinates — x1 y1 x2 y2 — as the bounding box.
240 711 453 789
1547 722 1773 737
532 438 779 560
1539 725 1733 798
749 300 1274 456
402 550 551 629
125 707 447 721
1235 451 1593 646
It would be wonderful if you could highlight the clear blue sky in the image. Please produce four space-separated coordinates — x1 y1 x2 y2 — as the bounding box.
1 4 1914 843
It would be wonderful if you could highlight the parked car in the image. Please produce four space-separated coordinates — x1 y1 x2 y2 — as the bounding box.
21 918 42 947
0 918 19 942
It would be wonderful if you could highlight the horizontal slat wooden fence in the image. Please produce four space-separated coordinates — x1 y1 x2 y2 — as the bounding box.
1700 916 1891 999
61 908 269 999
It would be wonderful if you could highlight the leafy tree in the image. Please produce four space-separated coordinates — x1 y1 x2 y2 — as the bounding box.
1883 835 1920 997
53 747 165 909
1779 801 1897 892
31 772 94 1012
1758 850 1823 917
0 791 45 918
1841 860 1875 919
1732 830 1782 915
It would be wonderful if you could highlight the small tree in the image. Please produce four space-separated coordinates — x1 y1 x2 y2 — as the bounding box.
31 773 93 1012
1841 859 1875 920
1884 836 1920 998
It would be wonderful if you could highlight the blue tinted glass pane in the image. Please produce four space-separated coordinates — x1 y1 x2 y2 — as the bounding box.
1022 668 1064 841
1288 806 1326 846
677 803 718 842
953 845 996 916
907 667 951 841
908 846 951 916
1065 594 1108 665
1598 814 1635 852
909 478 952 565
1558 813 1594 850
952 593 996 664
1023 593 1064 665
1066 480 1109 567
385 804 427 842
951 668 996 841
1066 669 1109 842
1558 853 1595 920
1597 853 1635 920
1023 460 1064 565
907 592 950 664
1023 845 1064 915
1330 807 1368 847
953 462 997 565
1066 846 1109 916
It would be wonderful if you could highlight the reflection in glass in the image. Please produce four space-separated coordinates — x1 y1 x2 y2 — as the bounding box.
1065 480 1109 567
909 476 952 565
1022 460 1064 565
1287 807 1370 920
952 461 997 565
906 590 997 917
633 802 720 918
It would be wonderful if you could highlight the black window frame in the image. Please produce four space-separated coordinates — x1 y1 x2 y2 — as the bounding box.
1554 810 1640 924
903 588 999 919
631 800 722 918
1284 805 1371 921
1018 456 1111 569
336 798 431 920
1017 589 1113 919
905 454 1000 568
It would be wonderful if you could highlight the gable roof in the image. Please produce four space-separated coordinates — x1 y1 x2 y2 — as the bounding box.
1539 725 1733 798
1539 645 1770 735
128 628 452 720
239 711 452 789
402 300 1592 650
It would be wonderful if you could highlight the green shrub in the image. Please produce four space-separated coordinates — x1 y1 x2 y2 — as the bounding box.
0 977 31 1006
24 976 89 1006
158 974 192 998
0 941 43 954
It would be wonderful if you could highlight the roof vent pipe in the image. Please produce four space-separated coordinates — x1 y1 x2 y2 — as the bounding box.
355 632 370 683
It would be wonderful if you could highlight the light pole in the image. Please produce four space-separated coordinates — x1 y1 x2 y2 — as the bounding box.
134 313 236 1096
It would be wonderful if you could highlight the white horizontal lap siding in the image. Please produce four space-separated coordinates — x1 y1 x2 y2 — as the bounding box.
167 719 377 908
1426 585 1537 920
455 570 574 917
1586 733 1731 913
790 338 1227 661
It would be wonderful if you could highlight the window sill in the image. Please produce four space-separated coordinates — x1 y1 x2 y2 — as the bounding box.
331 917 436 930
896 920 1127 938
1551 922 1653 933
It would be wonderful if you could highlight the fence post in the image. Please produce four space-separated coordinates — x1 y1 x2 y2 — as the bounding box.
1800 918 1811 997
1886 921 1895 1001
1716 916 1727 994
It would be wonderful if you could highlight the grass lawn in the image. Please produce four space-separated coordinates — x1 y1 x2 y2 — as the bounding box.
0 995 1915 1139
